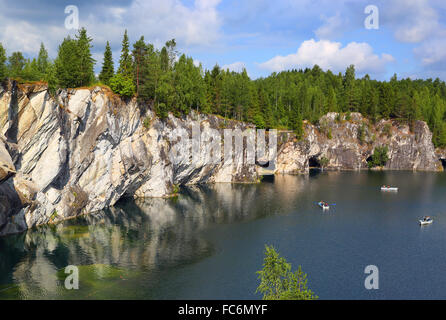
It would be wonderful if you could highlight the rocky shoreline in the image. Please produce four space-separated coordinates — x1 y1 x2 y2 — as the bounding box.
0 81 444 236
276 112 444 173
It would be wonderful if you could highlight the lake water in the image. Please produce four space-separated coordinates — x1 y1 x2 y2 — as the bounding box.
1 171 446 300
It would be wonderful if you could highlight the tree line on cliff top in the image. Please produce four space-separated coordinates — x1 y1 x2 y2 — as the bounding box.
0 28 445 148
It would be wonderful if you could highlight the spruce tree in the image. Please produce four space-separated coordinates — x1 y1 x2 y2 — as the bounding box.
99 41 114 86
37 43 49 76
8 52 26 78
75 27 95 86
160 46 169 73
118 29 132 77
55 36 79 88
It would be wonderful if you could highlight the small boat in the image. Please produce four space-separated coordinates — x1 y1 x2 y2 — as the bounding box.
419 216 433 225
318 201 329 210
381 185 398 192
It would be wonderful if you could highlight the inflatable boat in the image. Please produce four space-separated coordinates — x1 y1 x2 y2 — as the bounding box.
381 186 398 192
419 217 433 225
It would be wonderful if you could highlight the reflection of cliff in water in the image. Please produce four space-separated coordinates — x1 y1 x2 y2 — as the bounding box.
0 178 309 298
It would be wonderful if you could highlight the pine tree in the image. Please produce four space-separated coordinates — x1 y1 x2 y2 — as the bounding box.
132 36 148 94
99 41 114 86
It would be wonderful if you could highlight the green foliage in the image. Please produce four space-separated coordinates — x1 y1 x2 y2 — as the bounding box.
99 41 114 86
256 245 317 300
319 156 329 168
8 51 26 78
45 62 58 95
109 73 135 98
335 113 342 123
37 43 49 75
319 119 332 139
55 37 80 88
142 116 151 129
382 123 392 138
4 29 446 149
55 28 95 88
0 43 6 80
50 209 58 222
118 30 132 78
368 145 389 168
75 28 96 86
358 122 366 144
345 111 352 121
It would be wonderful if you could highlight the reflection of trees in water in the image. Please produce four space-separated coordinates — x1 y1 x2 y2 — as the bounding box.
0 181 308 298
0 179 312 298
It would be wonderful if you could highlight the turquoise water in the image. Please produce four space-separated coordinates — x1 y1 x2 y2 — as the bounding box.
1 171 446 299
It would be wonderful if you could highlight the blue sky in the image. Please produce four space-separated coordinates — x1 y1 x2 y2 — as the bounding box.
0 0 445 80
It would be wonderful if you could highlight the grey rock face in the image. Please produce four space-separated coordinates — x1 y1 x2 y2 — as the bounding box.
276 112 443 173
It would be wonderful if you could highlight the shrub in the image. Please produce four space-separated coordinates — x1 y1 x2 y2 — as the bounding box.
109 73 135 98
345 112 351 121
319 156 329 169
256 245 317 300
367 145 389 168
335 113 342 123
358 122 366 144
382 123 392 138
143 116 151 129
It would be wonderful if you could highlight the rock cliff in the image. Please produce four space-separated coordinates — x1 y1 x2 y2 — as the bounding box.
276 112 443 173
0 83 443 236
0 81 258 236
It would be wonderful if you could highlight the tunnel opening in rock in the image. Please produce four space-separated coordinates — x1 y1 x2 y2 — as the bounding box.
441 159 446 170
308 156 321 169
255 160 270 168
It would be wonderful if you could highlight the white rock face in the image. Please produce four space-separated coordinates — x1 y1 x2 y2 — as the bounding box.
0 134 15 181
0 81 259 236
0 83 442 237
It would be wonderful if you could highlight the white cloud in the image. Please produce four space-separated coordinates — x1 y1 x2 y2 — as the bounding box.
221 61 246 72
0 0 223 60
0 19 67 57
314 12 347 40
413 37 446 71
121 0 222 47
385 0 441 43
259 39 394 76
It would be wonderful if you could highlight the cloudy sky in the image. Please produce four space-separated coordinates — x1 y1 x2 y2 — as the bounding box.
0 0 445 80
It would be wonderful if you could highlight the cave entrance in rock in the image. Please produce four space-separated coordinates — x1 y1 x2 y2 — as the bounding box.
441 159 446 170
308 156 321 169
